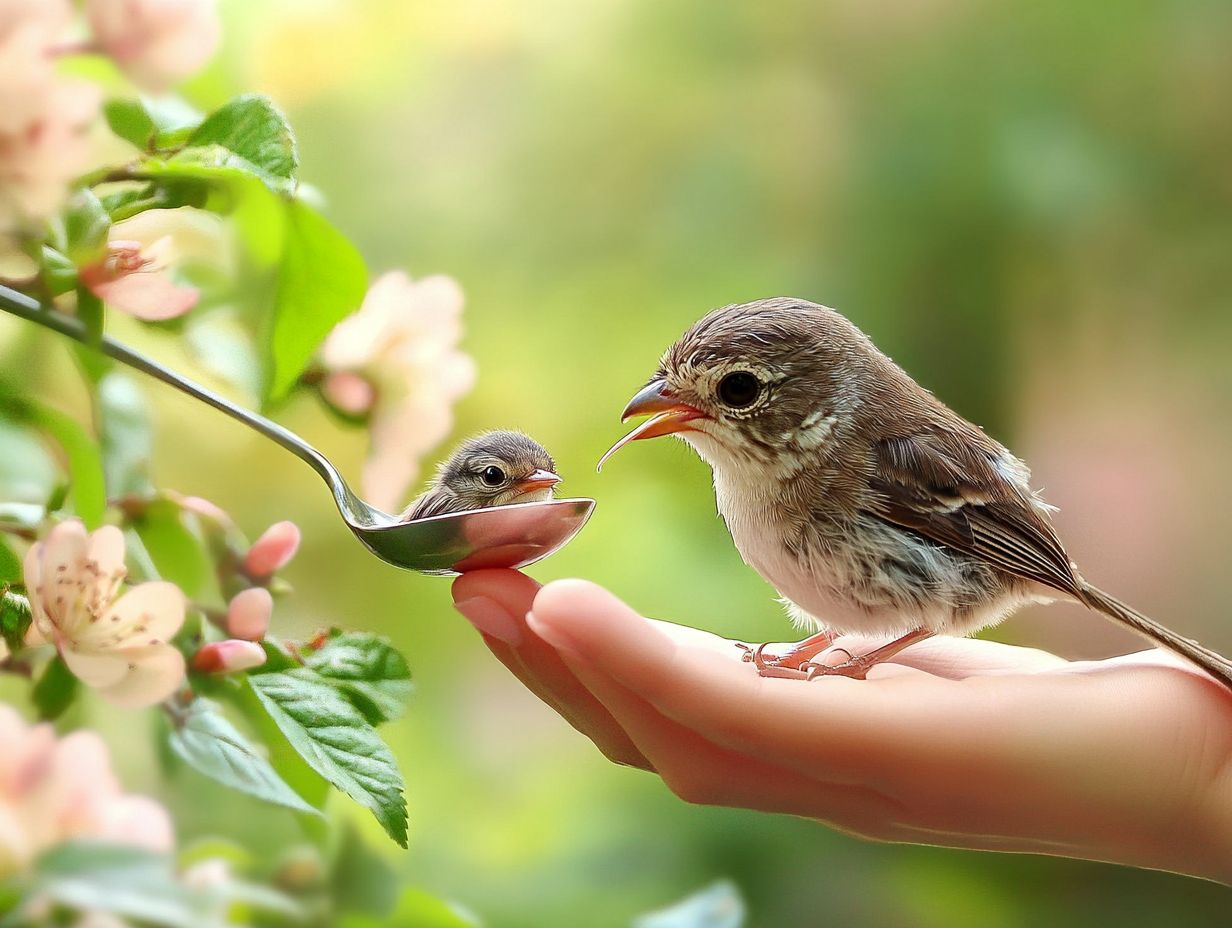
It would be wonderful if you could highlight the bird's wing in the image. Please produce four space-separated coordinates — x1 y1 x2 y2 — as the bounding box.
866 429 1081 596
402 488 462 521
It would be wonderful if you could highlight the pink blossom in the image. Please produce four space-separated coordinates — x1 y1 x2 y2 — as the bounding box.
192 639 266 674
174 493 231 526
79 209 224 321
0 705 173 875
225 587 271 641
23 520 187 708
320 272 476 511
321 371 377 416
0 79 100 228
85 0 221 92
243 520 300 578
0 0 72 137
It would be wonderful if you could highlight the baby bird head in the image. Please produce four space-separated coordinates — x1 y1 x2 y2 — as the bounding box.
437 430 561 508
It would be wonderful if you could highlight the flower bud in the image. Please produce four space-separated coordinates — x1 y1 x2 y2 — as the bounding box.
182 858 231 889
177 494 230 524
321 371 377 416
192 639 266 674
243 521 301 577
225 587 272 641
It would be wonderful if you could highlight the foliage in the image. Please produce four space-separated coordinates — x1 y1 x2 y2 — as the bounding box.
0 4 447 923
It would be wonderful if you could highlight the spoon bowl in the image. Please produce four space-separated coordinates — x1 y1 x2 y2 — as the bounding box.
354 498 595 574
0 284 595 574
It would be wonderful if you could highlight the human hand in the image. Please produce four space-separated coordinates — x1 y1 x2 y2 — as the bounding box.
452 569 1232 883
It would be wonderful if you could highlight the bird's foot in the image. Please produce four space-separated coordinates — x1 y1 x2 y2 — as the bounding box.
800 648 869 680
735 630 838 675
799 628 935 681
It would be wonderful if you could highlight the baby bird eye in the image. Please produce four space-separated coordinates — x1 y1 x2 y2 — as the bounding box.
717 371 761 408
480 465 506 487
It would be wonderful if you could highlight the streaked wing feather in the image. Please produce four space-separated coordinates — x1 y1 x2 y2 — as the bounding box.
403 488 463 521
868 433 1079 596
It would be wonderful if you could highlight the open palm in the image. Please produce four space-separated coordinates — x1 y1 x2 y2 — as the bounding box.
453 569 1232 883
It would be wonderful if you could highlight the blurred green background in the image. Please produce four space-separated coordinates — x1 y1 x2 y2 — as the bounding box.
10 0 1232 923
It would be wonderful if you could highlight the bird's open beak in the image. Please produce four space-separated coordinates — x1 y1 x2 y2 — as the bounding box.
597 380 706 471
515 469 562 494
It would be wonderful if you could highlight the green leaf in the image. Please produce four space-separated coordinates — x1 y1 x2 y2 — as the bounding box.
72 287 110 383
267 199 366 401
100 184 172 223
188 95 298 182
97 372 153 497
633 881 746 928
32 655 80 721
0 384 107 529
330 825 399 916
104 98 157 150
62 189 111 265
168 697 320 815
40 245 78 296
136 151 288 262
17 841 296 927
129 500 214 600
0 538 20 584
24 844 196 927
340 888 481 928
248 671 407 846
0 421 57 506
139 148 284 209
304 632 413 725
105 96 203 151
0 590 32 653
36 404 106 527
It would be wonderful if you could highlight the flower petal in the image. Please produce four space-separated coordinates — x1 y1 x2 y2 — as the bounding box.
92 270 199 321
28 521 94 640
97 644 186 708
61 645 128 689
85 525 125 576
363 393 459 511
45 730 121 833
21 539 50 635
96 794 175 852
37 521 88 582
110 208 226 264
88 581 186 649
84 524 127 605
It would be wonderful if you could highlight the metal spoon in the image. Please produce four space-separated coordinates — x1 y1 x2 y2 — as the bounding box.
0 284 594 575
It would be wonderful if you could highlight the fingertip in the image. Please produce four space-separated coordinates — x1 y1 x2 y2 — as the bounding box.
533 577 624 620
452 568 540 606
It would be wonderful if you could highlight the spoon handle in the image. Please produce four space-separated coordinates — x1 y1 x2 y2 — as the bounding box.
0 284 373 523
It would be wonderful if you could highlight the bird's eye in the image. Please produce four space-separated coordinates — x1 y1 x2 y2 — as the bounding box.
717 371 761 408
480 465 506 486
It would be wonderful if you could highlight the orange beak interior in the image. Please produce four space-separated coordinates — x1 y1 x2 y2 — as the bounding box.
597 380 706 471
515 469 562 494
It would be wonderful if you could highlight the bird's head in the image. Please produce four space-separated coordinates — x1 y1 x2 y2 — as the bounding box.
600 298 870 474
440 430 561 508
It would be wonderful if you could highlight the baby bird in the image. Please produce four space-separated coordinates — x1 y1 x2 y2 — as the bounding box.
403 430 561 521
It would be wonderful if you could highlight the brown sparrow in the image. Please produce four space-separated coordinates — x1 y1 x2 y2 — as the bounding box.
600 297 1232 687
404 431 560 520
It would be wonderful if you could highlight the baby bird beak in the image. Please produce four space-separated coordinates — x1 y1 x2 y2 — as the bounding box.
516 469 562 493
598 380 707 471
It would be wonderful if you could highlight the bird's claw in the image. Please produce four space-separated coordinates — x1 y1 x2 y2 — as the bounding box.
737 642 871 680
734 641 808 673
800 651 870 680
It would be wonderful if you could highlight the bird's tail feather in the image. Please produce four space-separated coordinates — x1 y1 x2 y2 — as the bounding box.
1077 580 1232 691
